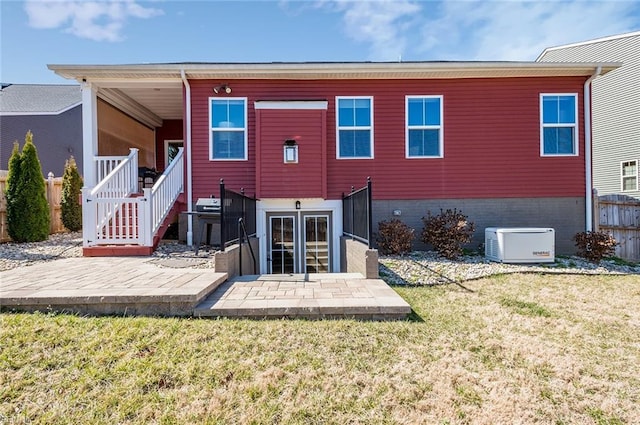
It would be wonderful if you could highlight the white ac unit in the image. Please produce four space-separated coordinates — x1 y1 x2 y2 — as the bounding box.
485 228 555 263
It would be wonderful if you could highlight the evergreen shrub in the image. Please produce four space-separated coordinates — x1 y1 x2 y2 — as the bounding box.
5 131 50 242
61 156 83 231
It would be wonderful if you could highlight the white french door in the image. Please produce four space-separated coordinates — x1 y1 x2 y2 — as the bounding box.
267 212 331 274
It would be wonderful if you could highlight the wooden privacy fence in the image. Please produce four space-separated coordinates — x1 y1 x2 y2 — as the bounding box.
593 190 640 261
0 171 65 242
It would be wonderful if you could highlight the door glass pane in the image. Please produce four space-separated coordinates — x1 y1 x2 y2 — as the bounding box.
167 143 181 164
272 218 282 248
272 251 283 272
305 216 329 273
270 217 295 274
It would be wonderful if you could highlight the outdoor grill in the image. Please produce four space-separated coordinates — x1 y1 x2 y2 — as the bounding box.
195 197 221 213
191 197 221 254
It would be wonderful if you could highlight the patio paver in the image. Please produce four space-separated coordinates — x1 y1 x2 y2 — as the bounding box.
194 273 411 320
0 257 227 316
1 260 411 319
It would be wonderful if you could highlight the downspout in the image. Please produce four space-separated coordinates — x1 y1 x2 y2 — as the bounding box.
181 69 194 245
584 66 601 232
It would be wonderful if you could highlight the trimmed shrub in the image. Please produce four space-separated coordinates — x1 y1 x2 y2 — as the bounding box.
573 231 617 263
376 219 414 255
421 208 475 260
5 131 50 242
61 156 83 231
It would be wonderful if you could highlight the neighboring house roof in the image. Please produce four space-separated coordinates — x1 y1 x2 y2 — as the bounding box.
0 84 81 115
537 30 640 61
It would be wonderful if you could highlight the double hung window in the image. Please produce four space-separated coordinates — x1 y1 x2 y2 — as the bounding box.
210 98 247 160
540 94 578 156
336 97 373 158
406 96 443 158
621 160 638 192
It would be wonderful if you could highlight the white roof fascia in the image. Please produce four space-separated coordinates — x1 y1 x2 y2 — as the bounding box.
254 100 328 110
49 61 621 82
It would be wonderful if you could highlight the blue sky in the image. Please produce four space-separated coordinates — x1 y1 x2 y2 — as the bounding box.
1 0 640 84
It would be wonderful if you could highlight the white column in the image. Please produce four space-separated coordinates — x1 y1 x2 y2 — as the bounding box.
81 82 99 187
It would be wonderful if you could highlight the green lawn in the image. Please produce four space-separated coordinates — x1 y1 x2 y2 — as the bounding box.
1 273 639 424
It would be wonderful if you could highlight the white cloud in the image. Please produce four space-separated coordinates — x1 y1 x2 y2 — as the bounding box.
322 0 639 61
24 0 163 42
416 0 640 61
319 0 422 61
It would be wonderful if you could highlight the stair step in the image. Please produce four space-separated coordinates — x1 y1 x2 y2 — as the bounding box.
83 245 154 257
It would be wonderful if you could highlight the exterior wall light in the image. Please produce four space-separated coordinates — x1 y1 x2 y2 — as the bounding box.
283 139 298 164
295 200 301 210
213 84 232 94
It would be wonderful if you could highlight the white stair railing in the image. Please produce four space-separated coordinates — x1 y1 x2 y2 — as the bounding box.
82 148 140 247
91 148 139 199
82 147 185 249
143 148 185 245
95 155 129 182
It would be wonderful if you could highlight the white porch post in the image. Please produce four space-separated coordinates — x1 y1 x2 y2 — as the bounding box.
81 82 98 188
81 82 99 249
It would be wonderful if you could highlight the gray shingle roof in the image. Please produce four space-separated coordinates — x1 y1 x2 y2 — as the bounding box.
0 84 81 114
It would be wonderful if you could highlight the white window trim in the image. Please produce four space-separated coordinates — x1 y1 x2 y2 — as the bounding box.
209 97 248 161
621 159 639 192
540 93 579 157
255 100 328 110
405 95 444 159
335 96 374 159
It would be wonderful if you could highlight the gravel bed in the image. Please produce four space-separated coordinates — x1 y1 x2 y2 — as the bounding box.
148 241 216 269
2 234 639 280
380 251 640 286
0 233 216 271
0 232 83 271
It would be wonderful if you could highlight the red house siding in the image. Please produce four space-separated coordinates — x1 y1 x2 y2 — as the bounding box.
190 82 256 199
256 108 327 199
188 77 587 201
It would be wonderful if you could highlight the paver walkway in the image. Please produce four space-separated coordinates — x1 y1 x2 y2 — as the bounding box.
195 273 411 319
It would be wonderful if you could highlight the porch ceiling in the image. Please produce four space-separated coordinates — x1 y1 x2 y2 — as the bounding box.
121 85 183 120
94 80 183 123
